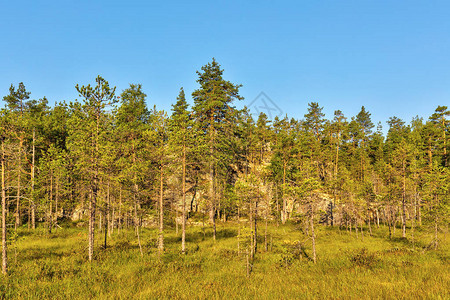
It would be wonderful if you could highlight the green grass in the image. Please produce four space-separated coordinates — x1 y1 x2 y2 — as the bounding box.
0 222 448 299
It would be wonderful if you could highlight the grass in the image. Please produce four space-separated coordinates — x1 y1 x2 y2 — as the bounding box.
0 221 448 299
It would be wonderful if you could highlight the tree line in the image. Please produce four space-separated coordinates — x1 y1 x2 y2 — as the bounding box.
1 59 449 274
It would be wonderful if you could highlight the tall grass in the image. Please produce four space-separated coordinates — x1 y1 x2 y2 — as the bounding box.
0 222 448 299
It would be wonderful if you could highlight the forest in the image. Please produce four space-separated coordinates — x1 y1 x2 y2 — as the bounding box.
0 59 449 298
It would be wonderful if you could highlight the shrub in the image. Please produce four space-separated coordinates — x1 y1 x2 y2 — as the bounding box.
350 248 380 268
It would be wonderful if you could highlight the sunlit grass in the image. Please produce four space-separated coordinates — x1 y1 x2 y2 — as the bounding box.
0 221 448 299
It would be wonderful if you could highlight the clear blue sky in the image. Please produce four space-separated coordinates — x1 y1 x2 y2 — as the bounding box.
1 0 449 130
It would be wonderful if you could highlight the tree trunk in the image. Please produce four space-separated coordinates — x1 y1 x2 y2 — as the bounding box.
2 141 8 275
48 172 53 234
237 206 240 255
376 209 380 228
311 207 316 264
55 176 59 232
434 196 439 250
249 196 253 258
107 184 111 238
15 138 23 231
209 162 216 241
402 161 406 238
182 144 186 254
282 161 287 224
254 200 258 255
89 180 97 262
428 136 432 168
118 187 122 235
434 215 438 250
275 184 279 227
264 218 268 252
158 165 164 254
104 183 109 249
133 181 143 256
31 128 36 230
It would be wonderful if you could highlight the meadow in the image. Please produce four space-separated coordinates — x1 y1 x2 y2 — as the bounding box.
0 221 448 299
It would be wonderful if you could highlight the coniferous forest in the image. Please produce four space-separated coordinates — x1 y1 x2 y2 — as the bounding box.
0 59 449 298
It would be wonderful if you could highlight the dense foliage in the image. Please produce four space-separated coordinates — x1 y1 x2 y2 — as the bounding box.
0 59 449 276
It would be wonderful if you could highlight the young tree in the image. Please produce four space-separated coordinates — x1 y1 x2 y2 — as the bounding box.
423 165 449 249
0 114 11 275
149 109 168 255
116 84 150 256
169 88 193 253
429 106 449 167
2 83 31 230
72 76 117 262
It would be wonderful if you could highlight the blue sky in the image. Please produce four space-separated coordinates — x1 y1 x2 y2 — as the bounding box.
1 0 449 130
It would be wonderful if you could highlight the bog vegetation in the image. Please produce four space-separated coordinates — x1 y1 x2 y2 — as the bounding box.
0 59 449 298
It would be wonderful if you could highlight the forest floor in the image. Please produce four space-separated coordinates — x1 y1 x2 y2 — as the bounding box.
0 220 448 299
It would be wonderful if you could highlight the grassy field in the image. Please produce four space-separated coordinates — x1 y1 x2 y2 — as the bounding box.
0 221 448 299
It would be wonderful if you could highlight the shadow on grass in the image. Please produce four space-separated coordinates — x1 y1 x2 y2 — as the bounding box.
163 228 238 245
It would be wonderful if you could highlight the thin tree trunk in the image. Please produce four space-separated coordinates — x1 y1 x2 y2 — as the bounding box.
104 182 109 249
434 196 439 250
282 161 287 224
311 206 316 264
88 109 101 262
333 131 340 227
134 183 143 257
89 180 97 262
48 172 53 234
31 128 36 230
15 139 23 231
254 200 258 255
275 184 279 227
388 210 392 239
418 196 422 226
2 141 8 275
428 136 432 168
158 166 164 254
104 207 107 249
246 249 250 277
111 203 115 235
434 215 438 250
264 218 268 252
249 196 253 258
237 206 240 255
175 207 179 236
107 184 111 238
209 122 216 241
376 209 380 228
118 187 122 235
402 161 406 238
55 177 59 232
182 144 186 254
209 162 216 241
411 197 415 249
98 211 102 232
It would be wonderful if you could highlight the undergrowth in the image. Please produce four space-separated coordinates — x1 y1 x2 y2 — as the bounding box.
0 223 448 299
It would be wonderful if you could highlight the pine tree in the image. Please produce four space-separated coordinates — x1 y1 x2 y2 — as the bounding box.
72 76 117 262
116 84 150 256
2 83 31 230
192 59 243 240
148 109 169 255
385 116 412 238
169 88 193 253
0 111 13 275
429 106 449 166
